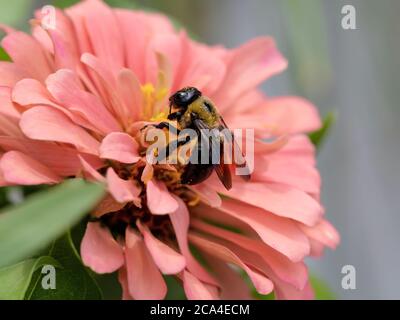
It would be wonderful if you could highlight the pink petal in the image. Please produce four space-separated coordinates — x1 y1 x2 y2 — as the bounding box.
0 86 20 120
115 10 174 83
118 267 133 300
76 0 124 72
212 180 323 226
169 196 218 285
190 184 222 208
300 219 340 250
116 68 143 123
137 221 186 275
125 227 167 300
0 62 29 87
35 9 81 70
146 179 179 215
100 132 140 164
0 151 60 185
262 97 322 135
204 257 252 300
0 136 102 177
192 219 308 290
106 168 141 205
256 156 321 195
12 78 58 108
78 154 105 182
214 37 287 111
1 32 53 82
177 43 226 95
81 222 124 274
189 233 274 295
207 199 311 262
183 271 220 300
46 69 121 135
19 106 100 155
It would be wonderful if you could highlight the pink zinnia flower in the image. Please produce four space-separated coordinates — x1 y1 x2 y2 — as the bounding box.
0 0 339 300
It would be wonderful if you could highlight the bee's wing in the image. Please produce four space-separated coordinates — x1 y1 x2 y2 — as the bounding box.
219 116 251 181
193 119 232 190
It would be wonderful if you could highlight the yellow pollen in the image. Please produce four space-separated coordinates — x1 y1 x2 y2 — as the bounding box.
140 83 169 120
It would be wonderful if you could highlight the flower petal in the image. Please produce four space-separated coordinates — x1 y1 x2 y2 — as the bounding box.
100 132 140 164
125 227 167 300
106 168 141 205
169 196 218 286
81 222 124 274
137 221 186 275
146 179 179 215
1 31 53 82
0 151 60 185
19 106 100 155
300 219 340 250
189 233 274 295
183 271 220 300
213 180 323 226
192 219 308 290
0 62 29 87
0 136 102 177
262 97 322 135
194 200 310 262
214 37 287 111
46 69 121 135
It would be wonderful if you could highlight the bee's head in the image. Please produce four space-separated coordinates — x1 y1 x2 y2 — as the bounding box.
169 87 202 112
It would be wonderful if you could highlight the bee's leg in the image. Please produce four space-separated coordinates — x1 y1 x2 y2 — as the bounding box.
157 135 191 162
167 111 182 121
141 121 180 135
154 122 181 135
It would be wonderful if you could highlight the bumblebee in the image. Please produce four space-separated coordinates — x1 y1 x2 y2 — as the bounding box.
153 87 251 190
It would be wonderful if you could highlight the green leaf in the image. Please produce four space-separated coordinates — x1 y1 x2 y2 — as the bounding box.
310 274 336 300
26 232 102 300
0 256 60 300
52 0 80 8
0 179 105 268
309 112 336 149
0 47 11 61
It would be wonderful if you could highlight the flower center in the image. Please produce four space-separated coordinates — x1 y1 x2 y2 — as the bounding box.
141 83 169 120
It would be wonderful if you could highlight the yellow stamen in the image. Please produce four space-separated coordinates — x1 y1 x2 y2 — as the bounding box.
140 83 169 120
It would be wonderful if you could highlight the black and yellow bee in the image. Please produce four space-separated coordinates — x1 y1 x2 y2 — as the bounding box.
153 87 251 190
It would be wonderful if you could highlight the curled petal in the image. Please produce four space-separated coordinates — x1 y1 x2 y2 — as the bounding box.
100 132 140 164
300 219 340 250
106 168 141 205
137 221 186 275
146 179 179 215
81 222 124 274
125 227 167 300
183 271 220 300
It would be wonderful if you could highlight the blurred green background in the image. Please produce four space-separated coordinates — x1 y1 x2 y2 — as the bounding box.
1 0 400 299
